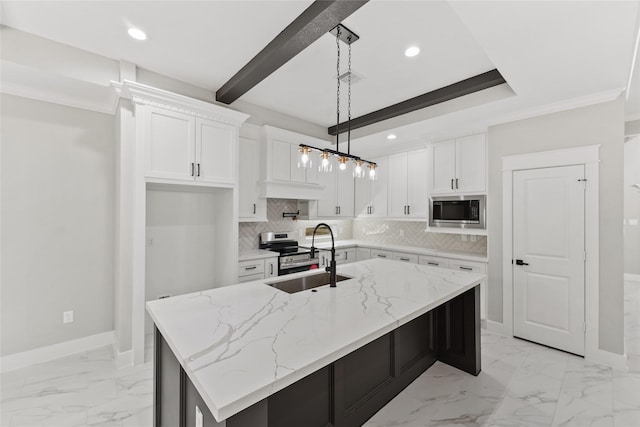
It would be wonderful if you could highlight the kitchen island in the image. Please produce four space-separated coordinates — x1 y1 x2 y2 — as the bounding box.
147 259 484 427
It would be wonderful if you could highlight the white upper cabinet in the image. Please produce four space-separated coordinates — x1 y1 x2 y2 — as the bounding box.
387 149 428 218
138 86 248 187
145 107 195 182
196 118 236 185
238 136 266 221
316 157 354 218
430 134 486 194
355 156 387 218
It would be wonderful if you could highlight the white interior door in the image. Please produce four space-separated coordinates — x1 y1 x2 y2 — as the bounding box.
513 165 585 355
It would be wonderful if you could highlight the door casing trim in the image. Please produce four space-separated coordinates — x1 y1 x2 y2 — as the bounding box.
502 145 624 368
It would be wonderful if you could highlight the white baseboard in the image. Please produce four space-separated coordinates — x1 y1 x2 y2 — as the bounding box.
624 273 640 283
486 320 512 337
115 349 134 369
0 331 114 373
586 348 628 371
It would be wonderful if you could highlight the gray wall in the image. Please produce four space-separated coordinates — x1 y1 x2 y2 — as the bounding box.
624 136 640 275
487 97 625 354
1 94 115 356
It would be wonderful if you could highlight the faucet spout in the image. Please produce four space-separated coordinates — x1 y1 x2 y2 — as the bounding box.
310 223 337 288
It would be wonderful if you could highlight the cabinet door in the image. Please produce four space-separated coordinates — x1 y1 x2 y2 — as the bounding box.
406 149 428 218
145 107 195 181
356 247 371 261
387 152 408 218
431 140 456 194
271 139 291 181
455 134 486 193
336 169 355 217
371 249 394 260
392 252 419 264
196 118 236 184
265 258 278 278
355 175 372 217
418 255 450 269
317 163 337 218
239 137 259 218
369 156 388 218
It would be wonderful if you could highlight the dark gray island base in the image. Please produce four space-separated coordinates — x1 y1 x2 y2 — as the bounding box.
154 285 480 427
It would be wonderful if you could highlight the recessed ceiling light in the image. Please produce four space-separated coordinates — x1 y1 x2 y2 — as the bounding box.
128 28 147 41
405 46 420 57
387 134 397 140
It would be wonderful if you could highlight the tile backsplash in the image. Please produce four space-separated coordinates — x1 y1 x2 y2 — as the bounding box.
239 199 487 255
353 219 487 254
239 199 352 252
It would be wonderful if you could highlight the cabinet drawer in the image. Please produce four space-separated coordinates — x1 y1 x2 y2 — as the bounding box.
392 252 418 264
371 249 394 260
449 260 486 274
238 260 265 277
418 256 450 269
238 272 265 283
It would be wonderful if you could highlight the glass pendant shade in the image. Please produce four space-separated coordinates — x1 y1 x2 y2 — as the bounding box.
319 151 333 172
368 163 377 180
353 160 364 178
338 157 348 171
298 146 312 169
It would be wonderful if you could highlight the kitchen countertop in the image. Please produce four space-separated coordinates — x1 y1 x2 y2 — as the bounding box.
312 239 488 263
146 259 485 422
238 249 276 261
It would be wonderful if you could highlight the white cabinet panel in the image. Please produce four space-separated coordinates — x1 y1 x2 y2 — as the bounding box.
418 255 450 269
355 156 387 218
371 249 394 260
388 152 408 218
431 140 456 194
316 159 338 217
406 149 428 218
265 258 277 278
290 144 306 183
336 170 355 217
238 273 264 283
356 247 371 261
238 259 265 277
271 139 291 182
239 137 263 220
392 252 418 264
455 134 486 193
145 107 195 181
196 118 236 184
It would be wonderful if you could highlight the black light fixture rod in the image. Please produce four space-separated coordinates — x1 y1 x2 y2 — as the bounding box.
299 144 376 166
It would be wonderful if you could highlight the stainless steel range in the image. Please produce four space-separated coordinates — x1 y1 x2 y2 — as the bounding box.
259 232 319 276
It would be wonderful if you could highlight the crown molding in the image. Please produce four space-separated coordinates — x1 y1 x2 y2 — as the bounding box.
113 80 249 126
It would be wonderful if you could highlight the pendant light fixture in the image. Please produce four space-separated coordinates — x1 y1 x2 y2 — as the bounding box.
299 24 377 180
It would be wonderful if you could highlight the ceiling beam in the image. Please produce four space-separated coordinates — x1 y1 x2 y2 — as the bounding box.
328 69 507 135
216 0 369 105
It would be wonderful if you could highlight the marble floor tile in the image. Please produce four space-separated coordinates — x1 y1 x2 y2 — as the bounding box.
2 280 639 426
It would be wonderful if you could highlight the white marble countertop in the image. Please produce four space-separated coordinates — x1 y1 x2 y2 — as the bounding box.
311 239 488 263
146 259 485 422
238 249 277 262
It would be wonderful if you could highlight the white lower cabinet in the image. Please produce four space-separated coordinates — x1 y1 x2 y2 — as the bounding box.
238 257 278 283
371 249 394 260
320 247 356 266
356 247 372 261
418 255 450 268
392 252 418 264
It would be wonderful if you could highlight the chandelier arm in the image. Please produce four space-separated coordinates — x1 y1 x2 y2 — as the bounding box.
298 144 375 167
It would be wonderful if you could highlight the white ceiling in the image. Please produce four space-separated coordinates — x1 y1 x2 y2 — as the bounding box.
1 0 639 151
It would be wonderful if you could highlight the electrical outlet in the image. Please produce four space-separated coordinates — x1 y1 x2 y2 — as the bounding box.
63 311 74 324
399 229 405 237
146 238 153 247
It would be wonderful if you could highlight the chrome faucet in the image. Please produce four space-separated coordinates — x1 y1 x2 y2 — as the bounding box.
309 223 337 287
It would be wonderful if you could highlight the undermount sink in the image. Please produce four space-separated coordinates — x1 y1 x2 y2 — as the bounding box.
267 272 352 294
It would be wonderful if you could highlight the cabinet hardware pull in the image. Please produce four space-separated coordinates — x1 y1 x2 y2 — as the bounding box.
515 259 529 266
407 205 410 215
400 257 410 261
403 205 406 215
459 266 472 271
369 206 373 215
451 178 454 190
345 252 348 260
270 264 273 275
455 178 459 189
197 163 201 177
253 204 256 214
245 266 257 270
377 254 387 258
428 262 438 266
191 163 195 177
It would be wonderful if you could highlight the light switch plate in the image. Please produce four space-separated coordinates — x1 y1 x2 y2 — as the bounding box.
63 311 74 324
195 405 203 427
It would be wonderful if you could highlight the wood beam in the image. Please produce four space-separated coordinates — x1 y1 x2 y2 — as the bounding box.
216 0 369 105
328 69 507 135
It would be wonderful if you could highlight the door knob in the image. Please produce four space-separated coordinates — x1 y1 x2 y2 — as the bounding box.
515 259 529 266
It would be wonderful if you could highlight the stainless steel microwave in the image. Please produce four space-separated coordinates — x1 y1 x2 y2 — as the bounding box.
429 195 486 229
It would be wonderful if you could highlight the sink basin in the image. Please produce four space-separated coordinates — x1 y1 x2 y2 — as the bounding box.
267 272 351 294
